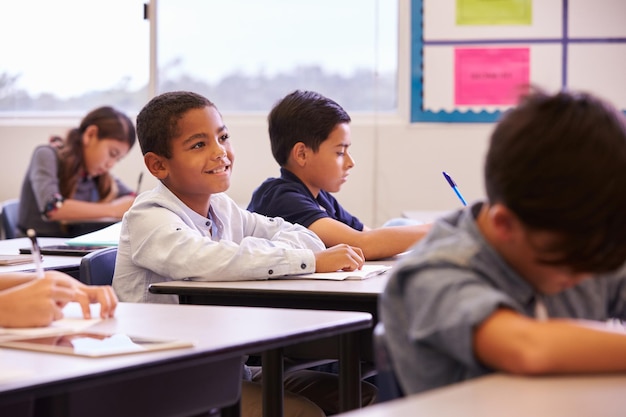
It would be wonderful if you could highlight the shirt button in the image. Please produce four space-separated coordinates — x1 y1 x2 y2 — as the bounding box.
269 218 275 222
268 269 274 275
205 221 211 226
300 263 306 270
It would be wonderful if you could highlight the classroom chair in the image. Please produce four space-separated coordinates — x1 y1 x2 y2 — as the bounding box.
373 322 404 403
0 199 21 239
79 247 118 285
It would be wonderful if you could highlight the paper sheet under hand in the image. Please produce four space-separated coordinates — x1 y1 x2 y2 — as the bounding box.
279 264 391 281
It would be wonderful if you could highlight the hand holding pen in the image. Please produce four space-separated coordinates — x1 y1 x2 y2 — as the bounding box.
442 171 467 206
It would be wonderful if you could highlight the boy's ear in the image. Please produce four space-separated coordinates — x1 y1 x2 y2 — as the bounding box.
144 152 169 180
291 142 309 167
489 204 520 242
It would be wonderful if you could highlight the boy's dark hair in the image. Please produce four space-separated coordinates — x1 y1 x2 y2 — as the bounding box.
268 90 351 166
485 89 626 273
136 91 215 158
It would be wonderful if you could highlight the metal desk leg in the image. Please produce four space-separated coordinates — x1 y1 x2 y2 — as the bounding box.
262 348 284 417
339 332 362 412
221 400 240 417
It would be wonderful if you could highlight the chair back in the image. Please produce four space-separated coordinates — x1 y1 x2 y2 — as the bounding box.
1 199 20 239
79 247 118 285
373 322 404 402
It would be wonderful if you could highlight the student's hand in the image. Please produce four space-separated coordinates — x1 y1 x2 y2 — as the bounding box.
0 271 117 328
314 244 365 273
108 195 135 218
44 270 118 320
0 275 74 327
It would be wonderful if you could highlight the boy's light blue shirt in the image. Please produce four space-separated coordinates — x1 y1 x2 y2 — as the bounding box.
113 182 323 304
380 202 626 395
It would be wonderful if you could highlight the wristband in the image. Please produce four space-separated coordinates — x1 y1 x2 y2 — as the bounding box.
42 193 64 219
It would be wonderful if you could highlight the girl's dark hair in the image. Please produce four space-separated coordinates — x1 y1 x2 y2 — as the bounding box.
485 89 626 273
57 106 136 201
268 90 351 166
136 91 215 158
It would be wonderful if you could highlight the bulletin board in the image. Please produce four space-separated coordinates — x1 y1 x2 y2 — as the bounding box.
410 0 626 123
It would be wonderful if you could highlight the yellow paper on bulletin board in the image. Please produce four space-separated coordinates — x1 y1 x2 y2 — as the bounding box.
456 0 532 25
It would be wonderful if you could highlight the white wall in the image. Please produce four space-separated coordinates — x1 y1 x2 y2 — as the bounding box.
0 115 491 227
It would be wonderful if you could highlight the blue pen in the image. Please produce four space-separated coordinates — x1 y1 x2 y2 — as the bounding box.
442 171 467 206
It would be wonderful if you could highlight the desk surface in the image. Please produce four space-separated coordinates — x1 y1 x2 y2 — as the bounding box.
336 373 626 417
0 237 81 273
149 259 396 312
1 302 371 417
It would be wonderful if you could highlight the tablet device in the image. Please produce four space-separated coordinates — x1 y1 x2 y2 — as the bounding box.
0 332 195 357
19 245 110 257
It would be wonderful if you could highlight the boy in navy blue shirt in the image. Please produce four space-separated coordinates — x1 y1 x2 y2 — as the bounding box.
248 90 430 260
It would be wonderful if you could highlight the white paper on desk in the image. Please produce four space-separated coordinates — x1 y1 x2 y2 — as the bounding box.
0 302 101 339
65 221 122 247
279 264 391 281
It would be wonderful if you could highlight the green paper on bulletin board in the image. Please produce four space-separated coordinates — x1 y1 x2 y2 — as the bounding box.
456 0 532 25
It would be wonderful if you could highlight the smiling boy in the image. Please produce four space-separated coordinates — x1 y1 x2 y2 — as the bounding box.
112 91 375 417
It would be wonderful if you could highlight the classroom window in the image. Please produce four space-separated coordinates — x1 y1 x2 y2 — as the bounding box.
0 0 398 115
0 0 148 115
156 0 398 112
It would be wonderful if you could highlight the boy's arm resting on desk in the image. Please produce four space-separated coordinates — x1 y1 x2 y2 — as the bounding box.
125 207 318 281
242 209 325 252
309 217 430 261
474 308 626 375
46 196 134 221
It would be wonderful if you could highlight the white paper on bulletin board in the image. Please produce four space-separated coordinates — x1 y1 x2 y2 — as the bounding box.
411 0 626 123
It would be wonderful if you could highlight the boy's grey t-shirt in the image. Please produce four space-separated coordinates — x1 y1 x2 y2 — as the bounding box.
380 202 626 395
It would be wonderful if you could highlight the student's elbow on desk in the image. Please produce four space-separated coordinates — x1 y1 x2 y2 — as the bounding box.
473 309 558 375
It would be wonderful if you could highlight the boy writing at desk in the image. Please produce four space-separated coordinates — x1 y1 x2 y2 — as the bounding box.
380 89 626 395
247 90 430 260
112 91 375 416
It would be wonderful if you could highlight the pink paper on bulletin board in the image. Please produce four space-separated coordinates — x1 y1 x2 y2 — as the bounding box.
455 47 530 105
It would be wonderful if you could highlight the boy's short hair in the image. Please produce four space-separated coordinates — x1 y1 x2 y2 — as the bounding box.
268 90 351 166
136 91 215 158
485 89 626 272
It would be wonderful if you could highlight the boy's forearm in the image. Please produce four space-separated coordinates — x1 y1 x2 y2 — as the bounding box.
475 309 626 375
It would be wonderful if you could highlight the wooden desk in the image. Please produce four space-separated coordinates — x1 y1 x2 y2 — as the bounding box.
0 302 372 417
0 237 82 277
335 373 626 417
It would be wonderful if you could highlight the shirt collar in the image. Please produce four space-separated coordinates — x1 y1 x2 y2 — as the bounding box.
460 202 537 308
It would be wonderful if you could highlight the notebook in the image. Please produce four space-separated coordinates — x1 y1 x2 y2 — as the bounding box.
65 221 122 247
277 264 391 281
